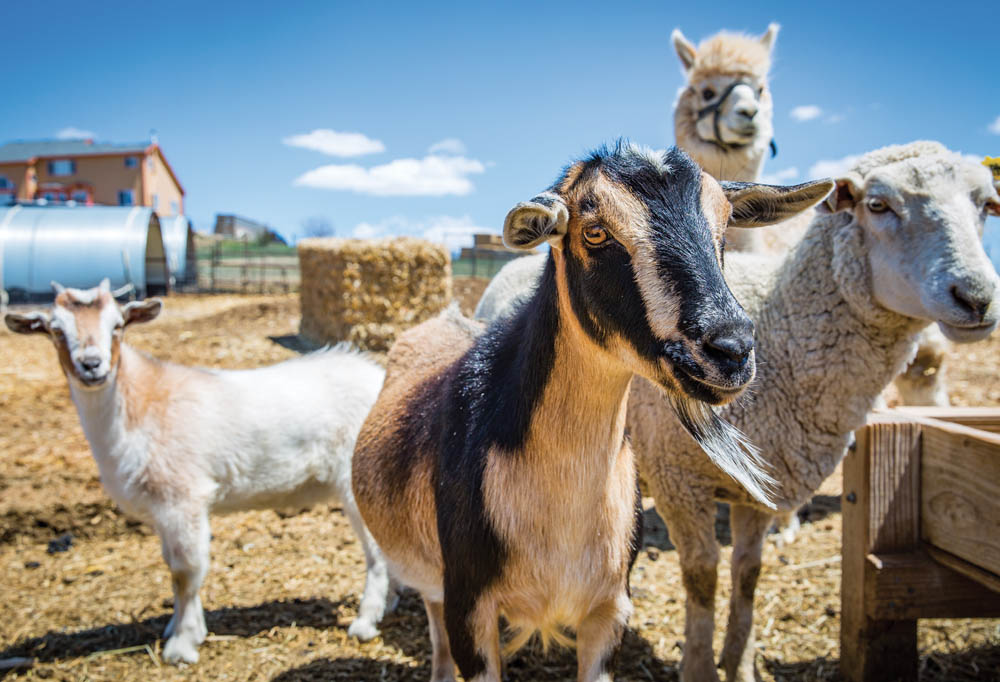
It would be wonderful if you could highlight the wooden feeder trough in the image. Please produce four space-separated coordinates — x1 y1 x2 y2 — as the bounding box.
841 407 1000 682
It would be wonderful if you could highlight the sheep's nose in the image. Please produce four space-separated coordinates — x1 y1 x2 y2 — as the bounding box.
951 283 992 322
704 329 754 369
80 357 101 371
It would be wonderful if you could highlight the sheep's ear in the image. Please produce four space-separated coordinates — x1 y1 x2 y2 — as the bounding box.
721 179 836 227
122 298 163 327
503 192 569 250
5 311 50 335
671 28 697 72
818 173 863 213
760 23 780 52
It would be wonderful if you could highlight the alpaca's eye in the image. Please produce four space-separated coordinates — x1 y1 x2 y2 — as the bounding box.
583 225 609 246
701 88 716 101
867 198 889 213
757 87 764 97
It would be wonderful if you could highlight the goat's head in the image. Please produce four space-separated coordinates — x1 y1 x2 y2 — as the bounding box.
672 25 777 155
821 142 1000 343
504 143 833 406
5 279 162 388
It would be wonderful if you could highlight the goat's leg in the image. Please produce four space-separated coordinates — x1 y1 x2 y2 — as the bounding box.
341 498 392 641
720 505 772 682
424 596 458 682
662 501 721 682
576 592 632 682
156 507 211 665
443 591 501 682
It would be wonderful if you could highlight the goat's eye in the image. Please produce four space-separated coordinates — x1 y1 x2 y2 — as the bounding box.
583 225 609 246
701 87 716 101
867 198 889 213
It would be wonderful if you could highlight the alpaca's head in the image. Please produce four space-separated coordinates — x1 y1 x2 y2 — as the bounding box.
672 24 778 180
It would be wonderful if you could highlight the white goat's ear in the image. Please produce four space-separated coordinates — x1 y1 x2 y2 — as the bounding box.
760 23 780 51
721 179 836 227
818 173 863 213
5 311 50 335
122 298 163 327
503 192 569 250
671 28 697 72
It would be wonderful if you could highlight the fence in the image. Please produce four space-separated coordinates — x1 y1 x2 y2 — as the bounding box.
841 407 1000 682
196 239 300 293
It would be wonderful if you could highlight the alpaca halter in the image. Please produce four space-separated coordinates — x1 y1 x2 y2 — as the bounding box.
695 80 778 159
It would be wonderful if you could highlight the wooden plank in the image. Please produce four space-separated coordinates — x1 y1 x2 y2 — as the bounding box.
920 420 1000 577
926 545 1000 595
891 406 1000 434
841 418 921 682
865 551 1000 619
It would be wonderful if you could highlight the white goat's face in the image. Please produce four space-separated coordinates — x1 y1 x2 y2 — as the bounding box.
830 157 1000 342
687 74 773 148
4 280 162 389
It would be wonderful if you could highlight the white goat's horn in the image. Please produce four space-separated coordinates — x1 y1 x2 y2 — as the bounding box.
51 281 66 294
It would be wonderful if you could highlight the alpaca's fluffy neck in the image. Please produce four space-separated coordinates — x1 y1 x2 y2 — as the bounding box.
730 218 926 505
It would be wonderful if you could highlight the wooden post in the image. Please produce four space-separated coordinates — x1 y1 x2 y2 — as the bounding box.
841 417 921 682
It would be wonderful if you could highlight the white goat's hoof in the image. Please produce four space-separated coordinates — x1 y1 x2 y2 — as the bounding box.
163 636 200 665
347 618 380 641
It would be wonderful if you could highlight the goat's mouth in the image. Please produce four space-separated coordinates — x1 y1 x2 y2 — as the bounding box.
660 356 753 406
938 319 997 343
73 369 110 387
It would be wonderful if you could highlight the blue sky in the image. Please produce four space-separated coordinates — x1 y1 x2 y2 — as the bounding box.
2 0 998 253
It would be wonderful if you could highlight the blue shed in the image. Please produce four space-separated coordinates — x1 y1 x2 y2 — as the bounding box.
159 214 196 286
0 205 169 302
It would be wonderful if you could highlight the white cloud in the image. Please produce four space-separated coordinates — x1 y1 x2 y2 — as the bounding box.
825 114 845 124
294 155 485 196
989 115 1000 135
350 214 496 254
428 138 467 155
759 167 799 185
56 126 96 140
808 154 862 179
283 129 385 157
790 105 822 122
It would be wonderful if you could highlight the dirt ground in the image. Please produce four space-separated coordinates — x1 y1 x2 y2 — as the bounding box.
1 290 998 681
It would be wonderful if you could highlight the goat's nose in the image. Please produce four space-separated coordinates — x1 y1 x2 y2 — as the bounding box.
951 283 992 322
704 330 754 368
80 356 101 371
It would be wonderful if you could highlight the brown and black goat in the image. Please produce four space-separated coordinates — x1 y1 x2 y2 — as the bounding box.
352 143 833 682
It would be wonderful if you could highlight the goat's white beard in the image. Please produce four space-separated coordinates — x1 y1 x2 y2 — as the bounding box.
668 393 777 509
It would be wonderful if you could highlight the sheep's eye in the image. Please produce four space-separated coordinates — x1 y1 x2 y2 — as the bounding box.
867 198 889 213
701 87 716 101
583 225 609 246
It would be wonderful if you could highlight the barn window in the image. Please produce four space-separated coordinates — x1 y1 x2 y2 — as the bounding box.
118 189 135 206
48 159 76 176
124 156 138 168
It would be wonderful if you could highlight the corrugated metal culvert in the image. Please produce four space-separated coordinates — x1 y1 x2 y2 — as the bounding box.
159 214 196 286
0 205 169 303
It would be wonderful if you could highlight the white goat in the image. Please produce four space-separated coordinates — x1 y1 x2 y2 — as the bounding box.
5 280 394 665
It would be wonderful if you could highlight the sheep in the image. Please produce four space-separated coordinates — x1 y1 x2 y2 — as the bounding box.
629 141 1000 682
352 142 833 682
4 281 395 665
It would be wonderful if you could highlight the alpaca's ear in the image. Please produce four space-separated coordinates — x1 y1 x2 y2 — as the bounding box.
760 23 780 52
671 28 697 72
818 173 863 213
504 192 569 250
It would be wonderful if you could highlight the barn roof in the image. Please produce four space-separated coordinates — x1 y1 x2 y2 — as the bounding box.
0 140 151 163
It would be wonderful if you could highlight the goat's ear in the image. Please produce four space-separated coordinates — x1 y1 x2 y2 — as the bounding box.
721 179 836 227
671 28 697 72
503 192 569 250
760 23 780 52
817 173 863 214
122 298 162 327
5 311 50 335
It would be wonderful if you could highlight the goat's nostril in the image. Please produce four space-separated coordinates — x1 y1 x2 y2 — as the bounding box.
81 357 101 371
704 333 753 366
951 285 990 321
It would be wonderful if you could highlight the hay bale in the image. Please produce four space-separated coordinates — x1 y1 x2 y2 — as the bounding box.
298 237 452 352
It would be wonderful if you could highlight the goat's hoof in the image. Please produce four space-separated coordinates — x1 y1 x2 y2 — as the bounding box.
163 636 200 665
347 619 380 641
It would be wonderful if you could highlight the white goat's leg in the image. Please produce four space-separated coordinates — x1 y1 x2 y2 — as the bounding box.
770 508 800 547
156 507 211 665
576 593 631 682
720 505 772 682
664 502 721 682
341 500 392 641
424 596 458 682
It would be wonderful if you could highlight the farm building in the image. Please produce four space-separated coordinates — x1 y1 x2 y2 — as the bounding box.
214 214 275 240
0 138 185 215
0 204 168 304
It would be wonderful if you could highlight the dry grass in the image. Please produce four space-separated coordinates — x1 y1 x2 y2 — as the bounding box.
1 292 998 681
